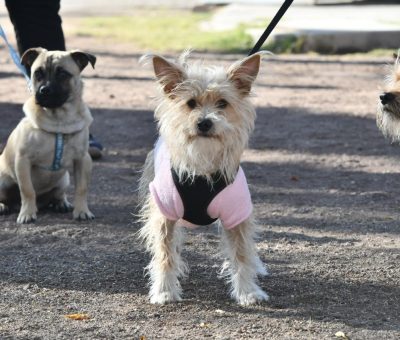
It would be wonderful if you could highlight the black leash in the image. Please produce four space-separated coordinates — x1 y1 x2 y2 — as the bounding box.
248 0 294 56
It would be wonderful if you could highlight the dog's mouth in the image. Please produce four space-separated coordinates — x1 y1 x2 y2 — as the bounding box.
198 131 214 138
381 104 400 120
35 93 69 109
187 132 221 142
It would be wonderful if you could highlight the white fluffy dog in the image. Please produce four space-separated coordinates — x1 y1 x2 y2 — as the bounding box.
138 52 268 305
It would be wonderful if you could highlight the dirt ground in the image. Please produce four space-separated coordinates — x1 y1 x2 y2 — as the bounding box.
0 35 399 339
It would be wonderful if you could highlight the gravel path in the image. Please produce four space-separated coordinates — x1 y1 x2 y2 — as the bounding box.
0 36 399 339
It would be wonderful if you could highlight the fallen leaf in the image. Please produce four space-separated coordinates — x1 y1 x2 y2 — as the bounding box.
335 331 350 339
199 322 210 328
139 336 146 340
65 313 90 320
290 176 299 181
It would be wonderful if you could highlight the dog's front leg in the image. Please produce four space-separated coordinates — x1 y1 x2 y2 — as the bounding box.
141 197 187 304
221 216 269 305
72 153 94 220
15 154 37 223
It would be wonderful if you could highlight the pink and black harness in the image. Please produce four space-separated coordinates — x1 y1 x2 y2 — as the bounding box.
149 139 253 229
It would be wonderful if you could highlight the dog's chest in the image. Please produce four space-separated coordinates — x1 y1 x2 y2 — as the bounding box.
171 169 228 225
30 130 87 170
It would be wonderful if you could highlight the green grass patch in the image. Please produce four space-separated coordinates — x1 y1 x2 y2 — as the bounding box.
76 11 392 56
76 10 254 53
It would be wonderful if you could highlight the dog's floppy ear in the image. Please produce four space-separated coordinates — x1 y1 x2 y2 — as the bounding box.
21 47 45 75
70 50 96 71
151 55 185 94
228 53 262 95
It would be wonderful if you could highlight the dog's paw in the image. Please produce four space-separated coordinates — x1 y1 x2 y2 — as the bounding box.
236 287 269 306
73 209 95 221
150 291 182 304
52 200 73 213
17 211 37 224
256 261 269 277
0 203 10 215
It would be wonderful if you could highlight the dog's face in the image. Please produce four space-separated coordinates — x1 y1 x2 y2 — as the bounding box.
21 48 96 109
377 52 400 141
147 52 262 179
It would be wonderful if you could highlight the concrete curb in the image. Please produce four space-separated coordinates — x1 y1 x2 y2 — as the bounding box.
251 30 400 53
204 3 400 53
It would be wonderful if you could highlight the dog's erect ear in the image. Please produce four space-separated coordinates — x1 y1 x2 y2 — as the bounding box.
152 55 185 94
70 50 96 71
21 47 45 74
228 53 262 95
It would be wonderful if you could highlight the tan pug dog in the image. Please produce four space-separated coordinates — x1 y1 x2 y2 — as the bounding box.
0 48 96 224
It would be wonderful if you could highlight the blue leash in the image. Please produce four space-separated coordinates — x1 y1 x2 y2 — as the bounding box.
0 24 31 90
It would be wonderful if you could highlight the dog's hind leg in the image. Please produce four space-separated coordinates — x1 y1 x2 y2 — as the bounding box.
138 150 154 206
0 203 8 214
139 196 187 304
0 172 13 215
50 172 73 213
220 215 269 305
0 165 20 215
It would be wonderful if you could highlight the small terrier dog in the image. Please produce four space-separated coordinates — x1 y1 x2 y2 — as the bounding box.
377 52 400 140
138 52 268 305
0 48 95 223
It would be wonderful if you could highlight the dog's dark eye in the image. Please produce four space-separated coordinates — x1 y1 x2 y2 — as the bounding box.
216 99 228 109
34 68 44 82
57 69 72 80
187 99 197 109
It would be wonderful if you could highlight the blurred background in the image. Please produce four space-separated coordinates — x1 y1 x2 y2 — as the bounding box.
1 0 400 55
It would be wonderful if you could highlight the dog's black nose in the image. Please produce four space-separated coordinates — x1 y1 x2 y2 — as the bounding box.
39 85 52 95
380 92 395 105
197 119 213 133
